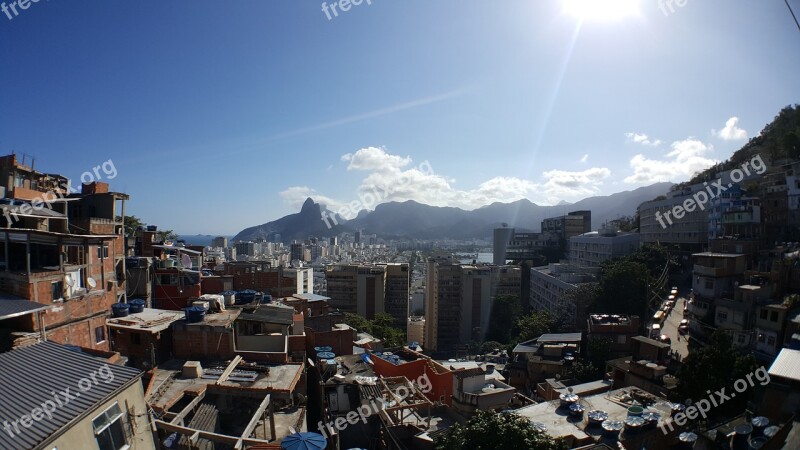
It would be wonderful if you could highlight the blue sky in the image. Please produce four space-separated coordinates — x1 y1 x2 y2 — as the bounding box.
0 0 798 234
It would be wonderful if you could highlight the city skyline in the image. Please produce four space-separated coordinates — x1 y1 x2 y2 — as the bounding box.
1 1 797 235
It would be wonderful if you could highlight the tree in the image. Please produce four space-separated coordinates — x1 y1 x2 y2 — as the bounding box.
596 260 650 318
567 361 602 383
480 341 505 354
116 215 143 236
485 295 523 343
514 310 554 343
434 410 567 450
343 313 406 348
675 332 758 417
157 229 178 242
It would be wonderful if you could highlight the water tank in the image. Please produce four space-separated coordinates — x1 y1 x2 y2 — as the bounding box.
128 299 145 314
184 306 206 323
112 303 130 318
221 291 237 306
237 290 257 304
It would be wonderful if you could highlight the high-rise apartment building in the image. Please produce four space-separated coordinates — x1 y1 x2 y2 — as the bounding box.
424 259 521 353
569 228 640 268
541 210 592 244
290 242 305 262
383 263 410 328
212 236 228 248
325 265 385 319
235 241 255 257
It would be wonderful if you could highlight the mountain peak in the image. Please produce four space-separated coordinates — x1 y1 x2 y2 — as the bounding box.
300 197 317 213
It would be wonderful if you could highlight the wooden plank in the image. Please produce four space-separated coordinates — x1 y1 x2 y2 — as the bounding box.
240 394 271 440
170 391 207 425
216 355 243 385
154 420 271 447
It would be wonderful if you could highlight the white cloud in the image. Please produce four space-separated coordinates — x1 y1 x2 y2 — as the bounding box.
580 154 589 163
624 138 717 184
341 146 412 171
281 147 612 212
713 117 748 141
625 132 662 146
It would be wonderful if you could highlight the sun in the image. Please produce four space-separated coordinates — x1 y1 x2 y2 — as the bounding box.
562 0 640 21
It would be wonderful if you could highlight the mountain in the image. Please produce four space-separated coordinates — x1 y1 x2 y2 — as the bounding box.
233 183 673 242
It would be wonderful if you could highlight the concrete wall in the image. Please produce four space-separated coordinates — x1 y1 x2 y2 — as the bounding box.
48 379 155 450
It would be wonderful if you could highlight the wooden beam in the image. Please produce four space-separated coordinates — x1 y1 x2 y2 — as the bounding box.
153 420 273 447
216 355 243 385
170 391 207 425
240 394 270 440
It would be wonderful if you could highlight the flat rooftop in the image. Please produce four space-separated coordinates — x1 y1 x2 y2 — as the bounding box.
513 387 670 445
106 308 184 332
148 359 303 411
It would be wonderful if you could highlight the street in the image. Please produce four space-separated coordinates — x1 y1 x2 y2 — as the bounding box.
661 297 690 360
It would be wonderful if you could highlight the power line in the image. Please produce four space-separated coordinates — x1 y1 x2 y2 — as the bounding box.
787 0 800 32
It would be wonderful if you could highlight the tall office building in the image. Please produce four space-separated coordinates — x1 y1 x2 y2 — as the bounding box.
212 236 228 248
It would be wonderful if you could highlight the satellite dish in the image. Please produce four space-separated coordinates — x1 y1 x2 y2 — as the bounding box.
87 277 97 289
181 254 193 269
64 274 75 287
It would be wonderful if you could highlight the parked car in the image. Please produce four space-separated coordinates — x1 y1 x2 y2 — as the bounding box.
650 324 661 338
658 334 672 344
679 319 689 333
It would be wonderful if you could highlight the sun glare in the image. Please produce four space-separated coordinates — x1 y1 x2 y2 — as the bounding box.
562 0 640 21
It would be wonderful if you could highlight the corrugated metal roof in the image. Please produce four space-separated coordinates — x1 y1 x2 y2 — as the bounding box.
768 348 800 382
0 293 50 320
537 333 582 343
0 341 142 450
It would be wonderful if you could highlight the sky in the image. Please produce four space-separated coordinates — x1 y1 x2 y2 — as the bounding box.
0 0 798 235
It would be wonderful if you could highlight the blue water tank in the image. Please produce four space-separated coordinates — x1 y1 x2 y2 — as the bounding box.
112 303 130 318
184 306 206 323
128 299 145 314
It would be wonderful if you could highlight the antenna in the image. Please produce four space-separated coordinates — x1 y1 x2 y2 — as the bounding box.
64 274 76 287
87 277 97 289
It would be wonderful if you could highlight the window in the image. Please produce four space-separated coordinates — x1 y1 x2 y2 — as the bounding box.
767 336 776 346
760 309 768 320
95 326 106 344
770 311 779 322
51 281 63 301
717 311 728 322
97 245 109 259
93 403 127 450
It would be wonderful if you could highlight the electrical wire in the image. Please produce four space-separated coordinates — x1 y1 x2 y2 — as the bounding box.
787 0 800 32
